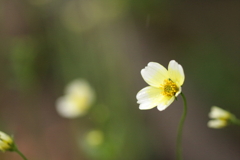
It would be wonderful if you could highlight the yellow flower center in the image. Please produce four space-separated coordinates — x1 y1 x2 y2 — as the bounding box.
160 79 179 97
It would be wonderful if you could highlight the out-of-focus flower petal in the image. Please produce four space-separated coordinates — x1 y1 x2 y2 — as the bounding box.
207 119 227 129
209 106 231 119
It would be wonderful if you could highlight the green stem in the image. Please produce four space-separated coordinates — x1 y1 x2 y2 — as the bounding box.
231 116 240 126
14 146 28 160
176 92 188 160
235 120 240 126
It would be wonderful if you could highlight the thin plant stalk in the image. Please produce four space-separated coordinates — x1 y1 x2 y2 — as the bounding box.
13 144 28 160
176 92 188 160
231 116 240 126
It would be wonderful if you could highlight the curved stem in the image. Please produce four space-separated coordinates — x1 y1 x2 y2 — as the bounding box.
14 147 28 160
176 92 188 160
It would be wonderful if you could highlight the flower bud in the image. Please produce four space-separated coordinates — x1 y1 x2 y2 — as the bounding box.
208 106 233 129
0 131 14 152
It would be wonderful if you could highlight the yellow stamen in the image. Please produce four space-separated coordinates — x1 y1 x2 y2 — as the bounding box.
160 79 179 97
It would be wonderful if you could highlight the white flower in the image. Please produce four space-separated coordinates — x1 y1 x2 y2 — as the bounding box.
208 106 232 129
0 131 13 152
56 79 95 118
136 60 185 111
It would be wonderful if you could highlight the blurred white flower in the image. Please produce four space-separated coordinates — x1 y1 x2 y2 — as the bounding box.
56 79 95 118
0 131 13 152
208 106 232 129
86 130 104 146
136 60 185 111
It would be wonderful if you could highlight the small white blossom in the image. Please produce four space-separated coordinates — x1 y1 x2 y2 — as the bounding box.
56 79 95 118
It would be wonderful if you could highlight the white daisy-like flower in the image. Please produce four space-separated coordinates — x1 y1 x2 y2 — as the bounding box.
56 79 95 118
0 131 13 152
208 106 232 129
136 60 185 111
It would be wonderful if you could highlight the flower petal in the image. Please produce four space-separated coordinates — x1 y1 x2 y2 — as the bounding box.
207 119 227 129
209 106 231 119
141 62 168 87
168 60 185 86
136 86 164 110
65 79 95 103
0 131 13 151
157 96 175 111
56 96 87 118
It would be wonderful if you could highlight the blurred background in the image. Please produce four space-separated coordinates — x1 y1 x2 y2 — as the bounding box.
0 0 240 160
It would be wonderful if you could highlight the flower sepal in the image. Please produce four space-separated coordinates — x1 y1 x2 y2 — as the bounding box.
229 115 240 126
